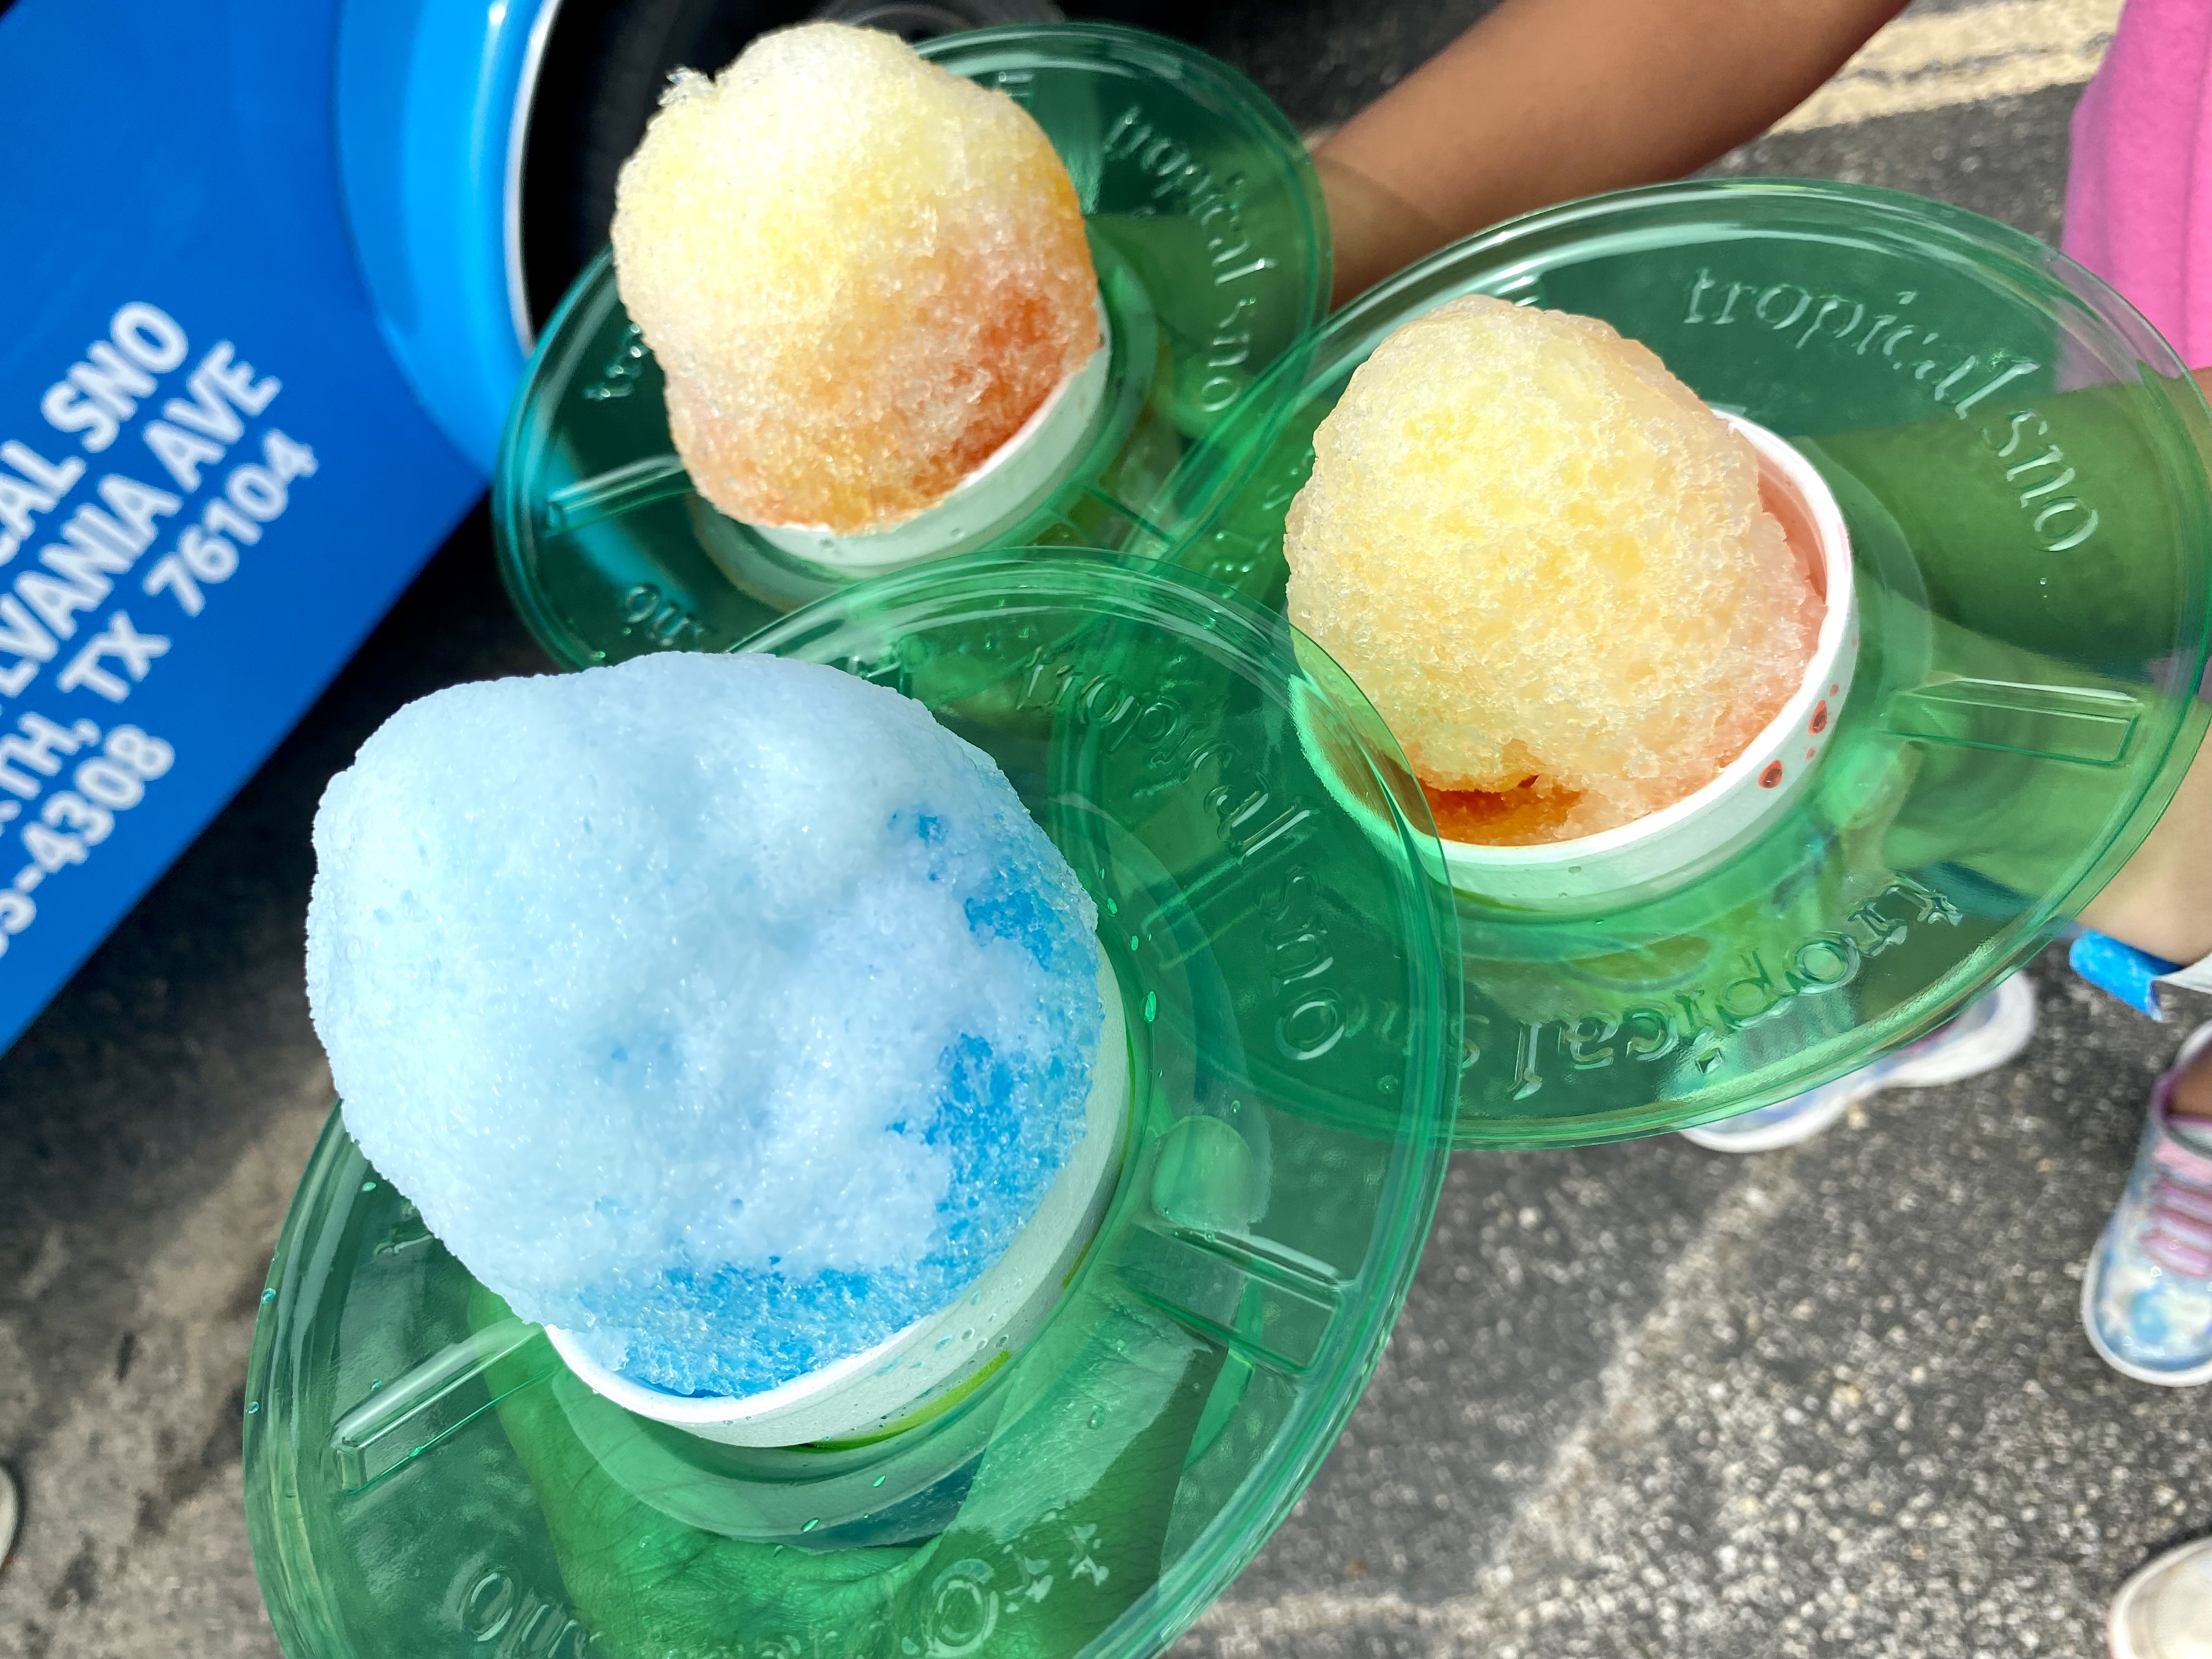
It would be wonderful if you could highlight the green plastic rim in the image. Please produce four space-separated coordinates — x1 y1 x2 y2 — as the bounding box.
244 554 1458 1659
492 22 1330 671
1155 178 2212 1149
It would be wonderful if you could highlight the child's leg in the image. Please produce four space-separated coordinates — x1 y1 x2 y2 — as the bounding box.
2078 369 2212 978
2080 732 2212 970
2170 1034 2212 1124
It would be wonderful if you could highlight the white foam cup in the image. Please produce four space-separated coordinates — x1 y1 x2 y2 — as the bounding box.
1301 413 1857 913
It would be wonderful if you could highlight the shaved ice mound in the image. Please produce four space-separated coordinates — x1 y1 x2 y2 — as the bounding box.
304 653 1106 1399
1284 294 1820 844
611 22 1101 536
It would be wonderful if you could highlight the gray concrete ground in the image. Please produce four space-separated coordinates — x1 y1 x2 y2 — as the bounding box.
5 2 2205 1656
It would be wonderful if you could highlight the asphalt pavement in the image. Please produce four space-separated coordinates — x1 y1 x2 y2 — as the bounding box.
5 2 2206 1656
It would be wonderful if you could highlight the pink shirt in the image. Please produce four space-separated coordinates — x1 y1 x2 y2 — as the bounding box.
2064 0 2212 368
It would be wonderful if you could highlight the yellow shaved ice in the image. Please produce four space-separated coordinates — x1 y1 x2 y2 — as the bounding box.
611 23 1100 535
1284 295 1820 843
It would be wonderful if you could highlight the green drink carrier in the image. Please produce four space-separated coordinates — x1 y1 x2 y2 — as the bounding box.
247 553 1462 1659
249 44 2212 1659
1159 178 2212 1148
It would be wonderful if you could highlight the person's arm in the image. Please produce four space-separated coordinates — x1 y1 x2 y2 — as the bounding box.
1316 0 1913 305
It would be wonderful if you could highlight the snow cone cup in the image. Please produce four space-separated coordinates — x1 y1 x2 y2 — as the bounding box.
494 24 1330 669
740 324 1117 580
1158 178 2212 1147
244 554 1460 1659
1430 414 1859 913
542 971 1130 1447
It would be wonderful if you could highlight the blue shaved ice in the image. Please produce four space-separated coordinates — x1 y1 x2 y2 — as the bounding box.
305 652 1104 1397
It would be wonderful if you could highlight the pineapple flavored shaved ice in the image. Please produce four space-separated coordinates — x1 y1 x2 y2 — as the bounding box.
611 23 1101 536
1285 294 1820 843
304 654 1106 1399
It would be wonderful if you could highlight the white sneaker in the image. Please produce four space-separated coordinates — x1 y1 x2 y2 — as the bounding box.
2081 1022 2212 1388
0 1464 16 1571
1680 974 2036 1153
2109 1535 2212 1659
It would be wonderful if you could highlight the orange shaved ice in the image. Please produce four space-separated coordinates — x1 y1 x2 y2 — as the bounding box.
611 22 1101 535
1284 295 1820 843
